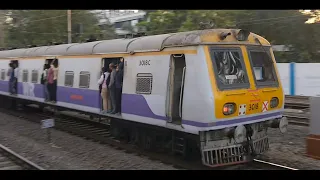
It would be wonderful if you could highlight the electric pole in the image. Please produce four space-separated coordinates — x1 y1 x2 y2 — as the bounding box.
67 10 72 44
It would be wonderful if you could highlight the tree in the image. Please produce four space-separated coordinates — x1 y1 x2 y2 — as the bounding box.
138 10 320 62
137 10 239 35
3 10 116 48
0 10 9 47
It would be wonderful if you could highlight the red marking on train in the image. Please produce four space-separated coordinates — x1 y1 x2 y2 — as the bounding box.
250 99 260 102
262 101 269 112
70 95 83 100
247 89 258 92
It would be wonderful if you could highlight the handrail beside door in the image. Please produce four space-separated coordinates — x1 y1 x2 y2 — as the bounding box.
179 67 186 118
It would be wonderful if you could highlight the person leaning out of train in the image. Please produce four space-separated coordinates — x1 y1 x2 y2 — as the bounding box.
114 59 124 114
48 60 59 103
41 64 50 101
108 63 117 114
98 67 110 114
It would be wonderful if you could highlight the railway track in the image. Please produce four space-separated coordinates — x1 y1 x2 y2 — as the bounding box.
284 112 309 126
0 105 300 170
0 144 44 170
285 95 309 109
283 95 310 126
248 159 298 170
0 106 209 170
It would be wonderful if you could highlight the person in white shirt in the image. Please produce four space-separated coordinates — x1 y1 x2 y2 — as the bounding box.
98 67 110 113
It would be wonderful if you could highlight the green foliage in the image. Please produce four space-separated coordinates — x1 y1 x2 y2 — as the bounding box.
3 10 116 48
3 10 320 62
138 10 320 62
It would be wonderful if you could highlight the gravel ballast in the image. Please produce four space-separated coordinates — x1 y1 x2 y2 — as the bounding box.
261 125 320 170
0 111 177 170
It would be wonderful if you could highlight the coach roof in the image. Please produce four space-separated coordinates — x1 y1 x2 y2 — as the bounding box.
0 29 270 58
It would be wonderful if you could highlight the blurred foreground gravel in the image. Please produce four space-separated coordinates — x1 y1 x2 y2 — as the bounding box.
261 125 320 170
0 112 177 170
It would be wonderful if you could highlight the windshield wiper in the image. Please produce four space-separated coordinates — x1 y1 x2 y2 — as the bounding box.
254 37 274 63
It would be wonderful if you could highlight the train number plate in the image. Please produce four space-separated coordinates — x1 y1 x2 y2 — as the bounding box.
248 103 259 111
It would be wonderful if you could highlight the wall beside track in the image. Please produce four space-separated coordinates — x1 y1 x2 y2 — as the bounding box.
277 63 320 96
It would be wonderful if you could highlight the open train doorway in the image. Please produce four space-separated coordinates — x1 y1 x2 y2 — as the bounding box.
167 54 186 125
100 57 123 111
9 60 19 95
42 58 59 102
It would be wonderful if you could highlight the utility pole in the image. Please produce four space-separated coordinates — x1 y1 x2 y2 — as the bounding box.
67 10 72 44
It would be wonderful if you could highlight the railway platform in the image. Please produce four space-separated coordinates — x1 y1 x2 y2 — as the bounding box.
306 96 320 159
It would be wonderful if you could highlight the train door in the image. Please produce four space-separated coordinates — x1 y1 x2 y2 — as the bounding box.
100 57 123 111
43 58 58 101
166 54 186 125
9 60 19 95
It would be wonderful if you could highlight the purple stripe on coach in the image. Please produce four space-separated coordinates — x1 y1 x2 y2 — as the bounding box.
57 86 100 108
16 82 100 108
122 93 282 127
0 81 8 92
121 93 169 121
181 111 282 127
0 80 283 128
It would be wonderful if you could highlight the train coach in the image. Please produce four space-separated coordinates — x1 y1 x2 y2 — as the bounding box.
0 29 288 167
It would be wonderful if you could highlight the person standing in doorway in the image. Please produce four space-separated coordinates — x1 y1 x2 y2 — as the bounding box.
41 64 50 101
48 60 59 103
52 60 59 103
47 63 54 102
115 59 124 114
108 63 117 114
12 62 18 95
8 63 13 94
98 67 110 113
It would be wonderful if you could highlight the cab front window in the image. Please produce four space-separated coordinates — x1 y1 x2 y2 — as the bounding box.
247 46 278 87
209 47 250 90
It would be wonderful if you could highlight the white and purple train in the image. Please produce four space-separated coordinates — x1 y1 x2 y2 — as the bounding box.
0 29 288 167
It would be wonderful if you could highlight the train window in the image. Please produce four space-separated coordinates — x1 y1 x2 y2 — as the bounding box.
0 69 5 80
64 71 74 87
136 73 153 94
31 70 39 83
79 71 90 88
22 70 29 82
247 48 278 86
209 48 250 90
46 58 59 68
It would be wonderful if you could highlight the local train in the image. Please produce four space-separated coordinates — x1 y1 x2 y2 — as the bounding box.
0 29 288 167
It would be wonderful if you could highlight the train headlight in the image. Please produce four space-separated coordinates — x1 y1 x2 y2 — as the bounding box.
234 125 246 143
223 103 236 115
270 97 279 108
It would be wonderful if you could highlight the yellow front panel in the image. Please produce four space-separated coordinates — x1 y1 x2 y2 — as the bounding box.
204 45 284 120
